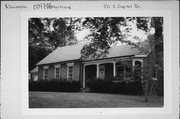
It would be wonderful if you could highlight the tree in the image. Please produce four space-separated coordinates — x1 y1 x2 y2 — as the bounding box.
79 17 163 60
29 18 78 71
29 18 51 72
150 17 163 96
43 18 78 47
136 17 163 96
80 17 127 59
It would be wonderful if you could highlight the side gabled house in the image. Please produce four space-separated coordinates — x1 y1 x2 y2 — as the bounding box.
36 42 149 89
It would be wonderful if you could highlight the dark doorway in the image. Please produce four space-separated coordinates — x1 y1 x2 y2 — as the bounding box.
85 65 96 86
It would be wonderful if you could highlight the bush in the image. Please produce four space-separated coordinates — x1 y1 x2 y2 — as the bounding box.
87 79 113 93
87 79 144 95
29 79 81 92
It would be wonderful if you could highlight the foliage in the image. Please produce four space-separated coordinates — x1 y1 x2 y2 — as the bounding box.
79 17 163 66
29 45 53 71
80 17 148 59
29 18 78 47
42 18 78 47
87 79 113 93
80 17 127 59
29 18 78 71
29 17 163 70
87 79 144 95
29 79 81 92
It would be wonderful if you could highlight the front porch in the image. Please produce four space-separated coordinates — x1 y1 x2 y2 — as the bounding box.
82 56 144 88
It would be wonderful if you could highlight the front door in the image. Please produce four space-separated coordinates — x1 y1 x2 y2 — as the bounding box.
99 65 105 79
85 65 97 87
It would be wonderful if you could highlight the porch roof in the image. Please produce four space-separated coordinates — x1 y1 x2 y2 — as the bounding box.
37 42 146 65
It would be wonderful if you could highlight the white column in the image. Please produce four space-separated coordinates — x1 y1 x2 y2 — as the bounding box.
83 65 86 88
132 59 135 71
96 64 99 78
113 62 116 77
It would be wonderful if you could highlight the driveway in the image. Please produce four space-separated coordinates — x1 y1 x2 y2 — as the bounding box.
29 91 163 108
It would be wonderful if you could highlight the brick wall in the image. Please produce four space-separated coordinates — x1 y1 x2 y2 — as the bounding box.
38 61 81 81
73 62 80 81
59 63 67 80
38 65 43 80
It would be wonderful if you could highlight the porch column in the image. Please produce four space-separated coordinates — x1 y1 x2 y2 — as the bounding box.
83 65 86 88
96 64 99 78
113 62 116 77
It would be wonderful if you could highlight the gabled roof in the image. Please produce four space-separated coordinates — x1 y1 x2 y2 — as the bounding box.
30 67 38 74
37 42 145 65
37 43 84 65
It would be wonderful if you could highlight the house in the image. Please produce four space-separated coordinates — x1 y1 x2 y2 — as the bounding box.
35 42 149 89
30 67 38 81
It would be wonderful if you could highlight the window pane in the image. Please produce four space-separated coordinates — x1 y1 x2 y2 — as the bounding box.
55 68 60 79
69 73 72 76
116 61 132 79
67 66 73 80
45 69 48 74
56 68 59 73
69 66 73 70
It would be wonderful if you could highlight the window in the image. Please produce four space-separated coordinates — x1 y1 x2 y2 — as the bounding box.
67 63 74 81
54 64 61 79
43 66 49 80
116 65 125 78
55 67 60 79
116 61 132 79
67 66 73 81
99 65 105 79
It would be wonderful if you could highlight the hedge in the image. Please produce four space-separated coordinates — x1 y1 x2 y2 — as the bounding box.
87 79 144 95
29 79 144 95
29 79 81 92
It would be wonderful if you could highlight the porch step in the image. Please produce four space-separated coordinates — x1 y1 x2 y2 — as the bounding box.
81 88 90 93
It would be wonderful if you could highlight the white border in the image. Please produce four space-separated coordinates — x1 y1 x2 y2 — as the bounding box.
21 11 172 116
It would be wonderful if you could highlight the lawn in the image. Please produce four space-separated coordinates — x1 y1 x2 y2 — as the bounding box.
29 91 163 108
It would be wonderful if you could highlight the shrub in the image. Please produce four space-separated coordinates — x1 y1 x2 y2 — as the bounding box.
87 79 113 93
29 79 81 92
87 78 144 95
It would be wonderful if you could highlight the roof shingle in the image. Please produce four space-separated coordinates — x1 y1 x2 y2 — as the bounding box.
36 42 143 65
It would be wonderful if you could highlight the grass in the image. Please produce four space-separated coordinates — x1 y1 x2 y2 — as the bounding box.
29 91 163 108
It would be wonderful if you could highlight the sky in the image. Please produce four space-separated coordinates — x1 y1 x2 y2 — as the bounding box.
75 29 90 42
